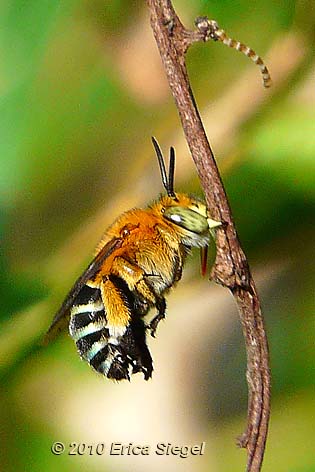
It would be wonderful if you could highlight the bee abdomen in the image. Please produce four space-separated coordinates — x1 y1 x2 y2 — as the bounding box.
69 284 108 360
72 283 100 305
69 284 105 332
68 280 153 381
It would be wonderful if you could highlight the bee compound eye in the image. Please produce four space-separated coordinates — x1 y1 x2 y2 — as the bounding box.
163 206 209 233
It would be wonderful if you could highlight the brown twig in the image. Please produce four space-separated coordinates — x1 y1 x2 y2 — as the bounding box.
146 1 270 471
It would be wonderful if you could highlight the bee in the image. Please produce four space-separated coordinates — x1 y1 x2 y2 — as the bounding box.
45 138 221 381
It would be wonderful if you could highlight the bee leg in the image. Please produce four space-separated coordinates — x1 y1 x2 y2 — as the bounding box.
149 297 166 338
133 278 166 337
111 257 167 338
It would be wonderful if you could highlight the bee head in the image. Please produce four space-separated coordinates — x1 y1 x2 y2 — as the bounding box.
151 138 220 245
157 193 211 245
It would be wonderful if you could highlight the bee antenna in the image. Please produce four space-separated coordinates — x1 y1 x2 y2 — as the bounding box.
168 146 176 197
151 137 176 197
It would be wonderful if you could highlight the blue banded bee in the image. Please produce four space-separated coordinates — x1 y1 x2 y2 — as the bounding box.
46 138 220 381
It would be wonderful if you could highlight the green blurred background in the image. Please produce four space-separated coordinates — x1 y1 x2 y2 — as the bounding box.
1 1 314 471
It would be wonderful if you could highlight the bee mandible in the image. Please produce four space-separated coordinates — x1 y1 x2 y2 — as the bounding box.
46 138 221 381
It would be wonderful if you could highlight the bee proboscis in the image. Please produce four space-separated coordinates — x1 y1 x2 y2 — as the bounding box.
46 138 221 381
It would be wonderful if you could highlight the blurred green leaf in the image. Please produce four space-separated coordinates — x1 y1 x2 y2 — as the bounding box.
0 0 76 205
253 107 315 198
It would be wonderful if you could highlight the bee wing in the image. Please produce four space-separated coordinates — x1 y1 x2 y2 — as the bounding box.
43 237 123 344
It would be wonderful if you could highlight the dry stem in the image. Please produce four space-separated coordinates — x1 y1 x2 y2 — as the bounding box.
146 1 271 471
